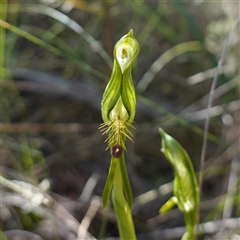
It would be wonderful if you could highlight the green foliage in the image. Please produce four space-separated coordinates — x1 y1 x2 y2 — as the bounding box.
1 1 239 239
159 128 200 240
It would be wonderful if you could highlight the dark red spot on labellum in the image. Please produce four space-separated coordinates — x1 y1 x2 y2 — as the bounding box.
112 146 123 158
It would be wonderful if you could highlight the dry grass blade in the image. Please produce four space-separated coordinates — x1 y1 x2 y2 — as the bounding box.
199 18 239 190
77 197 100 240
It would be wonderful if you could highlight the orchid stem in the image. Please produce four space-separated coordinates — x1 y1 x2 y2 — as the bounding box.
112 159 136 240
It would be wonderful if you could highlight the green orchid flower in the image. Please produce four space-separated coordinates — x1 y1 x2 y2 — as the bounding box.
159 128 200 240
100 30 139 240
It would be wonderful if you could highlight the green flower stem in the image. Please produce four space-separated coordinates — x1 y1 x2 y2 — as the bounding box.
112 159 136 240
119 152 132 208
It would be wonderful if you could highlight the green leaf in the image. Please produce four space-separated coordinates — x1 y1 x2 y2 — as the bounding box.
112 160 136 240
102 157 117 209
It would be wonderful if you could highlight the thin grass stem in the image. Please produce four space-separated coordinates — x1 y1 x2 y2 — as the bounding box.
199 18 240 191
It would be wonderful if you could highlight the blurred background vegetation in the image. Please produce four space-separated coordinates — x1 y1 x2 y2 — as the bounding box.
0 1 239 239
